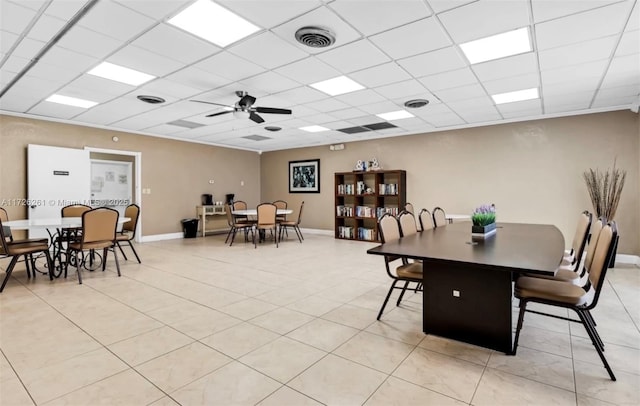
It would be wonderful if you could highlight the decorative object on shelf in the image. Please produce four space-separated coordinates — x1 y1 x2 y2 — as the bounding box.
471 204 496 238
371 157 381 170
354 160 364 171
583 160 626 267
289 159 320 193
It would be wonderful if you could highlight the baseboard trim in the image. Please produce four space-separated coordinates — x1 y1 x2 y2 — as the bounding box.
140 232 184 242
616 254 640 267
298 228 333 236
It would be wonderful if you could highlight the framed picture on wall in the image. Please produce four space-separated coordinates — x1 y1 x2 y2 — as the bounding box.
289 159 320 193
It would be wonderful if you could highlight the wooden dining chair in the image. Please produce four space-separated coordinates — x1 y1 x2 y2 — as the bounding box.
65 207 120 284
115 204 141 263
224 204 253 246
278 201 304 243
1 217 54 292
254 203 278 248
432 206 447 228
418 208 434 231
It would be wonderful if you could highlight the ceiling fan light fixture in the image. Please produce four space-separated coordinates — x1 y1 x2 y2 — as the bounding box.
233 110 250 119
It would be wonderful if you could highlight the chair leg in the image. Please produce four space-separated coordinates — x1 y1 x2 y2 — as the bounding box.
294 226 303 243
377 280 398 320
127 241 141 263
582 309 604 352
396 280 410 306
24 255 32 278
275 226 279 248
585 309 597 327
230 226 238 246
76 251 83 285
45 250 54 281
254 227 258 249
512 300 528 355
116 241 128 261
576 310 616 380
112 245 121 277
102 248 108 272
224 227 233 244
0 256 20 292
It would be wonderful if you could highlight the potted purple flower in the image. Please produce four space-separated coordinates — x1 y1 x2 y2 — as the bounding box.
471 204 496 238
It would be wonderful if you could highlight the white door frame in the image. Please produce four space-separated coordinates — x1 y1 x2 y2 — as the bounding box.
84 146 142 242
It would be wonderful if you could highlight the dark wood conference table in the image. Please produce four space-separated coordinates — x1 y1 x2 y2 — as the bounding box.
367 222 564 353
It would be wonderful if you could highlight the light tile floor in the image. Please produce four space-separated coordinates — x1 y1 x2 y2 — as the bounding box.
1 234 639 405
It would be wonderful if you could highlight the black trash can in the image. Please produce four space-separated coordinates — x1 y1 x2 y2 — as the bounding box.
181 218 199 238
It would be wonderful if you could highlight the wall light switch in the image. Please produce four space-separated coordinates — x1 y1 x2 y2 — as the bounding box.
453 290 461 297
208 179 215 184
240 181 245 186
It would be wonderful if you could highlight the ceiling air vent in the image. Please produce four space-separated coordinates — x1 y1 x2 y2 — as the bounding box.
137 95 165 104
404 99 429 108
295 26 336 48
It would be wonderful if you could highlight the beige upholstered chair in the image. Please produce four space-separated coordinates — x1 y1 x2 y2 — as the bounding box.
432 207 447 228
224 204 253 246
513 221 618 380
254 203 278 248
65 207 120 284
232 200 251 224
273 200 287 222
398 210 418 237
278 201 304 243
115 204 141 263
1 217 54 292
418 208 434 231
60 204 92 243
376 213 423 320
404 202 414 215
561 211 592 271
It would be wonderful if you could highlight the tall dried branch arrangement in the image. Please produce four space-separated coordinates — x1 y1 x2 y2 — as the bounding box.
583 160 627 220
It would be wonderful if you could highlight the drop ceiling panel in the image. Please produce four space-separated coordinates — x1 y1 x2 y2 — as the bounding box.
333 88 386 106
616 30 640 56
358 100 403 115
113 0 190 20
538 35 618 71
77 0 155 41
419 68 478 91
28 62 82 85
108 45 185 77
532 0 624 22
44 0 92 21
1 1 37 35
38 46 98 72
434 83 487 102
543 78 601 97
373 79 430 100
626 2 639 30
240 71 300 95
8 37 45 59
275 86 328 104
595 84 640 100
29 100 89 119
163 65 228 91
55 25 122 60
316 39 390 73
2 56 30 76
496 98 542 114
329 107 368 120
273 57 340 86
541 59 609 85
217 0 322 29
482 73 540 95
74 97 159 125
26 14 66 43
592 94 638 108
194 51 264 82
458 107 502 124
0 29 18 54
12 0 47 11
543 90 595 108
471 52 538 82
427 0 476 14
329 0 431 36
424 112 465 127
446 96 495 112
131 24 220 65
137 78 201 99
304 97 350 113
397 46 467 77
349 62 411 88
438 0 531 43
0 81 53 111
369 17 451 59
228 31 308 70
535 2 629 50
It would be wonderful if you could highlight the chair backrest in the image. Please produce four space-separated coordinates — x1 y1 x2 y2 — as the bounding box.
122 204 140 233
569 211 592 261
585 221 617 308
432 207 447 227
232 201 247 211
225 204 235 227
0 208 8 222
0 218 11 255
398 210 418 237
404 202 414 215
273 200 287 211
256 203 276 227
583 217 605 272
295 201 305 225
419 208 434 231
81 207 118 244
62 204 91 217
378 213 400 244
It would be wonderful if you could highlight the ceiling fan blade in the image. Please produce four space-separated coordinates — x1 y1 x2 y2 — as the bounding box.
238 95 256 108
190 99 230 107
249 112 265 123
255 107 292 115
205 110 234 118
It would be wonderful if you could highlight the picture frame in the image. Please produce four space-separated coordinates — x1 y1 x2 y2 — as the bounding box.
289 159 320 193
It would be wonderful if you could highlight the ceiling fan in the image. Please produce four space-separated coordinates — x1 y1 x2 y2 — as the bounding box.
191 91 292 123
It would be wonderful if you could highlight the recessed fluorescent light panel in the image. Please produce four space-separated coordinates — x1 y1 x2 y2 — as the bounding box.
45 94 98 108
376 110 414 121
87 62 155 86
460 27 531 64
168 0 260 47
310 76 365 96
491 88 539 104
300 125 329 133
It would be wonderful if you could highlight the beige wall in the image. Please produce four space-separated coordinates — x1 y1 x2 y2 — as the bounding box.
261 111 640 255
0 114 261 236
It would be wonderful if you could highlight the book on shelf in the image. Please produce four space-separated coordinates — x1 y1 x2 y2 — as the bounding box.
357 227 375 241
376 206 399 218
337 184 354 195
355 205 374 218
378 183 398 195
336 205 354 217
338 226 354 239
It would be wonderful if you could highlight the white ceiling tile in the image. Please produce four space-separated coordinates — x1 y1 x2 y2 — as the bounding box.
615 30 640 56
535 2 629 50
471 52 538 82
359 100 403 115
27 61 81 84
164 65 229 91
78 1 155 41
626 1 639 31
538 35 618 71
274 86 327 104
13 0 47 11
544 90 595 107
1 1 36 34
273 57 340 85
542 77 601 97
228 31 308 70
55 25 122 60
38 46 98 72
544 102 590 114
137 78 201 99
217 0 322 29
29 100 89 119
240 71 300 94
374 79 429 100
304 112 338 124
26 14 66 42
0 29 18 54
114 0 190 20
329 0 431 36
131 24 221 65
427 0 476 14
74 96 158 125
418 67 478 91
334 88 387 106
595 83 640 100
316 39 390 73
531 0 623 23
433 83 487 102
0 80 52 111
601 53 640 87
286 104 319 118
483 73 540 95
395 116 433 130
424 112 465 127
495 98 542 114
349 62 411 88
438 0 530 43
330 107 368 120
458 107 502 123
323 120 356 130
369 17 451 59
142 124 185 135
303 97 350 112
348 115 384 125
194 51 264 82
446 96 495 112
271 6 361 54
44 0 91 20
501 107 543 119
397 46 467 77
109 45 185 76
541 59 609 85
8 37 45 59
592 94 638 107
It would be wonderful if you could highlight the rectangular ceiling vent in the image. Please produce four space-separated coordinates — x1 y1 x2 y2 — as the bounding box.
337 126 371 134
167 120 205 129
243 135 271 141
364 122 397 130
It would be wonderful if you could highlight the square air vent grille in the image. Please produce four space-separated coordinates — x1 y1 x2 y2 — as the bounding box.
242 135 271 141
364 122 397 130
337 126 371 134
